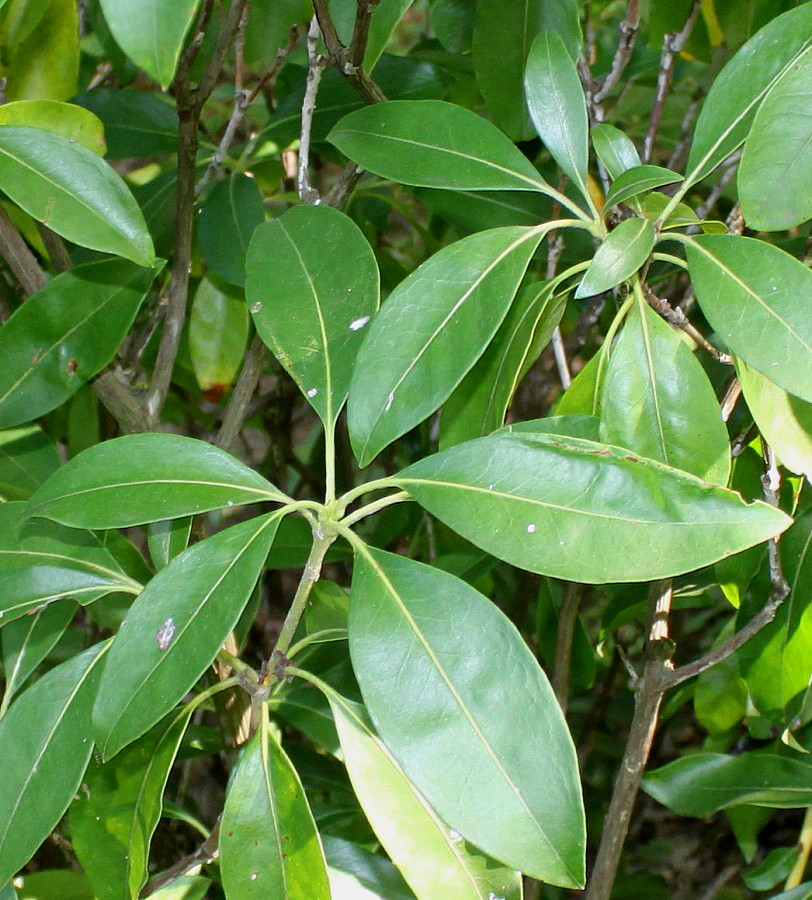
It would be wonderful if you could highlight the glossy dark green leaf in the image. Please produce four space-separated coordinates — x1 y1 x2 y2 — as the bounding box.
247 205 379 430
472 0 580 141
70 708 192 900
348 226 544 466
604 165 683 209
0 126 154 265
524 30 589 198
220 706 330 900
643 750 812 817
306 581 350 634
0 99 105 155
349 547 584 886
0 426 60 501
244 0 304 67
198 174 265 288
591 124 641 180
394 431 790 582
737 361 812 479
575 218 654 299
188 279 249 397
737 510 812 717
0 565 137 625
26 433 287 529
739 46 812 231
328 101 550 193
93 511 282 759
685 4 812 187
72 88 179 158
1 599 75 709
306 677 523 900
600 300 730 484
685 234 812 403
0 260 155 429
99 0 203 89
0 642 106 887
440 280 566 447
7 870 92 900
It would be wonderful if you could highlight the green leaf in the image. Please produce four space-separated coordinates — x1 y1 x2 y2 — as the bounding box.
72 88 179 159
26 433 287 529
147 517 192 570
0 426 60 501
744 846 799 891
737 361 812 479
220 706 330 900
306 677 523 900
430 0 475 54
0 503 139 589
2 0 79 102
8 870 93 900
198 174 265 288
244 0 305 67
600 300 730 484
415 187 552 233
472 0 580 141
349 547 584 886
348 226 544 466
603 165 683 209
323 835 415 900
0 100 105 155
189 279 249 398
328 100 550 193
393 431 790 583
591 124 641 181
0 260 156 430
575 218 655 299
1 599 75 709
503 414 601 441
685 3 812 187
0 565 137 625
247 205 379 431
737 510 812 717
0 126 155 265
770 884 812 900
643 749 812 817
685 234 812 403
524 30 589 199
440 280 567 447
70 709 193 900
92 511 282 759
738 45 812 230
99 0 203 89
0 642 107 887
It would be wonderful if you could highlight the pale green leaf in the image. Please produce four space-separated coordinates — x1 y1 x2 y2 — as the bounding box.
575 218 654 298
0 126 155 265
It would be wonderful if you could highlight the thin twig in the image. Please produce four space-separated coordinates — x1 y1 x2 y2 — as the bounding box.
311 0 387 103
665 440 789 690
349 0 380 68
0 204 47 295
215 332 269 453
298 17 328 204
642 284 732 364
552 582 582 711
593 0 641 104
146 0 249 426
36 224 72 273
140 821 220 897
642 0 701 163
584 579 675 900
